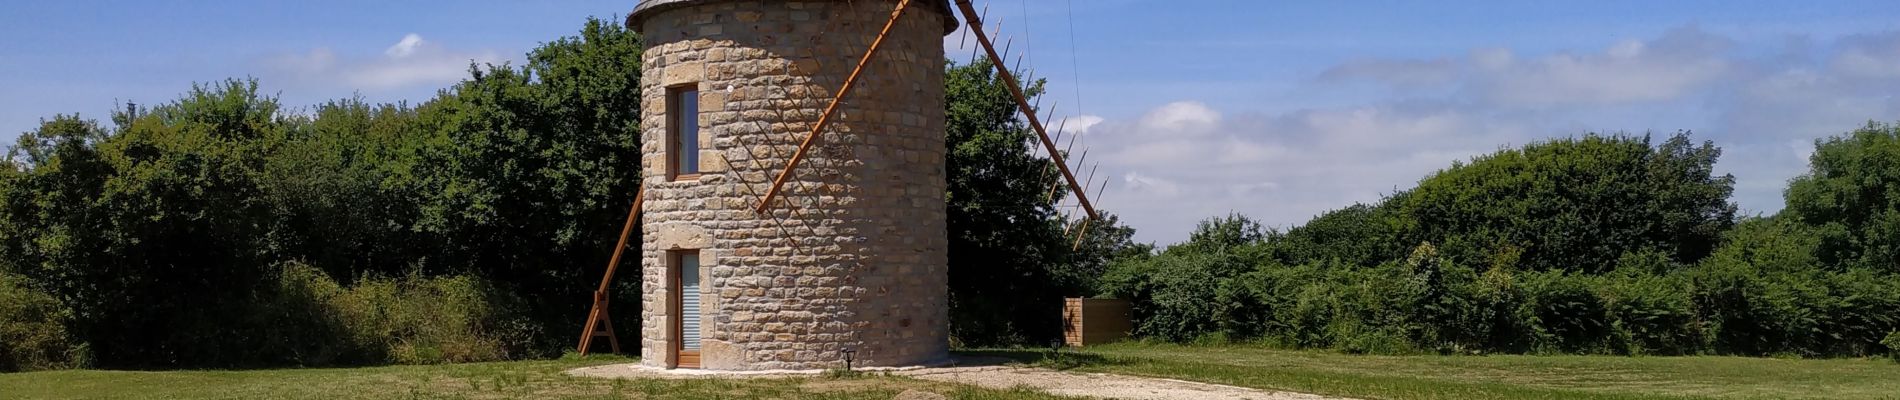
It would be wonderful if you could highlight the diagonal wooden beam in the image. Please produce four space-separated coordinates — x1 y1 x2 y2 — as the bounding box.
756 0 914 214
954 0 1099 220
578 186 643 355
597 187 643 295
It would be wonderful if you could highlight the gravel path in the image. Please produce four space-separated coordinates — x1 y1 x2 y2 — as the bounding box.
894 365 1344 400
567 362 1350 400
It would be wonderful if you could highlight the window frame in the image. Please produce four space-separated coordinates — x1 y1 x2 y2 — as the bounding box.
666 85 702 181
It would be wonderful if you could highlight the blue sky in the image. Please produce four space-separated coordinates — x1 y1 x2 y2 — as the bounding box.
5 1 1900 244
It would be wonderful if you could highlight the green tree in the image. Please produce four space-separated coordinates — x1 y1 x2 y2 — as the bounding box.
943 59 1139 345
401 17 645 349
1062 213 1150 293
263 99 426 279
1100 214 1269 341
1784 121 1900 272
0 81 291 367
1177 213 1268 254
0 17 649 366
1392 132 1736 273
1277 203 1403 267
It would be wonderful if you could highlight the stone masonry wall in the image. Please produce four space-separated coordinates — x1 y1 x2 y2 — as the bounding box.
636 0 950 370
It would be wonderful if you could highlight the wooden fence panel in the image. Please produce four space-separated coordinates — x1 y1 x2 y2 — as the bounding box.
1062 298 1131 346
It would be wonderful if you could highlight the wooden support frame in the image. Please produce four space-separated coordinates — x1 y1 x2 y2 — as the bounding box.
577 187 644 356
756 0 915 213
953 0 1099 220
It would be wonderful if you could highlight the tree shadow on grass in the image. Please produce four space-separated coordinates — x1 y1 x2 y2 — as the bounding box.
953 349 1125 371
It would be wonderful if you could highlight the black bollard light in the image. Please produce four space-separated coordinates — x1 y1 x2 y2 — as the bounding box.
1048 339 1067 366
841 348 857 371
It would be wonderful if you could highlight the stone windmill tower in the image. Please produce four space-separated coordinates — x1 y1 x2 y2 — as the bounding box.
624 0 960 370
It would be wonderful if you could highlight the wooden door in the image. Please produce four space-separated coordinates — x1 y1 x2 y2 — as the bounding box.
673 251 701 368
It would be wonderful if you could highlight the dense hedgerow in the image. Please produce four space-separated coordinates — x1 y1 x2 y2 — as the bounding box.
1106 127 1900 357
1107 227 1900 356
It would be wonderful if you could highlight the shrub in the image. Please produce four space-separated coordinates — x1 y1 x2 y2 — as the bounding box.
261 262 540 365
1264 265 1340 348
1517 271 1610 353
0 271 84 371
1748 272 1833 356
1100 250 1258 341
257 262 369 365
1883 331 1900 361
1815 270 1900 356
1403 243 1489 353
1687 256 1771 354
1326 264 1422 354
1684 255 1897 357
1702 217 1825 273
1468 255 1530 353
1685 261 1842 356
1600 272 1702 355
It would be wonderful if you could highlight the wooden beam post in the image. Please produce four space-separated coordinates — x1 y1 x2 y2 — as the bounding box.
578 187 644 356
755 0 914 214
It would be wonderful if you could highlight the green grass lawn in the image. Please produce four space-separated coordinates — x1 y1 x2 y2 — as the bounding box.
982 343 1900 400
6 347 1898 399
0 355 1072 400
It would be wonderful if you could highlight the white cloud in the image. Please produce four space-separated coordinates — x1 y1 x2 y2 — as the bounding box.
1319 58 1459 88
1137 101 1220 134
385 33 427 58
1225 182 1281 196
1471 48 1515 70
1700 32 1900 215
1831 32 1900 79
1082 100 1507 244
1121 172 1181 197
1323 26 1736 107
1090 26 1900 245
265 34 504 91
1057 115 1104 135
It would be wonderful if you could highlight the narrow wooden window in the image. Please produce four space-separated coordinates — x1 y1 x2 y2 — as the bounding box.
671 250 702 368
668 86 700 180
